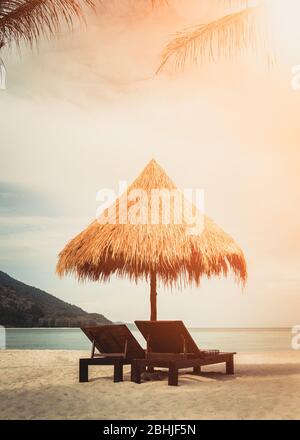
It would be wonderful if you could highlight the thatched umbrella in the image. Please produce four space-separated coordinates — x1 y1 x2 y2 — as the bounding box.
57 159 247 320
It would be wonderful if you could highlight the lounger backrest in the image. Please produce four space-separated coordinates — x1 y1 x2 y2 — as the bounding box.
81 324 144 360
135 321 201 356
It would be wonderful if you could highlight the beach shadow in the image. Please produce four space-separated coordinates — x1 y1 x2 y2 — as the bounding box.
183 363 300 381
236 363 300 377
149 362 300 385
88 369 170 383
177 370 236 385
126 368 236 384
88 375 118 383
84 362 300 384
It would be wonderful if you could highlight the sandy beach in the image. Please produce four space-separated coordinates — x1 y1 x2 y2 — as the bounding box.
0 350 300 420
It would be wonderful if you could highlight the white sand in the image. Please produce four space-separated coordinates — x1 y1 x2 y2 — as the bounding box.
1 350 300 420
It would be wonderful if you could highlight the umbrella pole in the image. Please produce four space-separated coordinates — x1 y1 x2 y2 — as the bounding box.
148 271 157 373
150 271 157 321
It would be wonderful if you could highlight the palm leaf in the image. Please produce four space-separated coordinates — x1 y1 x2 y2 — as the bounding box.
0 57 5 89
151 0 169 6
0 0 95 49
157 6 266 73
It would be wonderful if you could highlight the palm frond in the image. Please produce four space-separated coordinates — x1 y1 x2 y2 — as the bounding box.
0 0 95 49
0 57 6 89
221 0 251 5
157 6 266 73
151 0 169 6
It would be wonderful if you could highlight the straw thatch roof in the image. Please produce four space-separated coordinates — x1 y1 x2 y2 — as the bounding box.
57 159 247 287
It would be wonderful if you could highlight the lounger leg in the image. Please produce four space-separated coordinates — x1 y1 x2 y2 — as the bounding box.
114 361 123 382
130 360 136 382
168 362 179 386
226 356 234 375
79 359 89 383
133 362 142 384
193 366 201 375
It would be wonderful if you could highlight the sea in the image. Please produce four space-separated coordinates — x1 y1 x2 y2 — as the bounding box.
2 327 294 352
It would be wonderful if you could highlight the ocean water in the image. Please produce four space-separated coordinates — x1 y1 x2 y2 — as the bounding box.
3 327 294 352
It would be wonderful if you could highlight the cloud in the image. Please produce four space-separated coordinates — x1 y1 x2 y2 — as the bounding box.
0 182 62 217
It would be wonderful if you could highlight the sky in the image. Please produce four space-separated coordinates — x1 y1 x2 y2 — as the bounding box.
0 0 300 327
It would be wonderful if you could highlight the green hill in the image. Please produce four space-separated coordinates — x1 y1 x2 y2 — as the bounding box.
0 271 111 328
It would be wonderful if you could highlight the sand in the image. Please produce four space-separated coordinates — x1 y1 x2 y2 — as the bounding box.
0 350 300 420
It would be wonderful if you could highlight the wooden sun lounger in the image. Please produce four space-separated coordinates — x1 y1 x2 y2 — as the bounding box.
131 321 236 386
79 324 144 383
